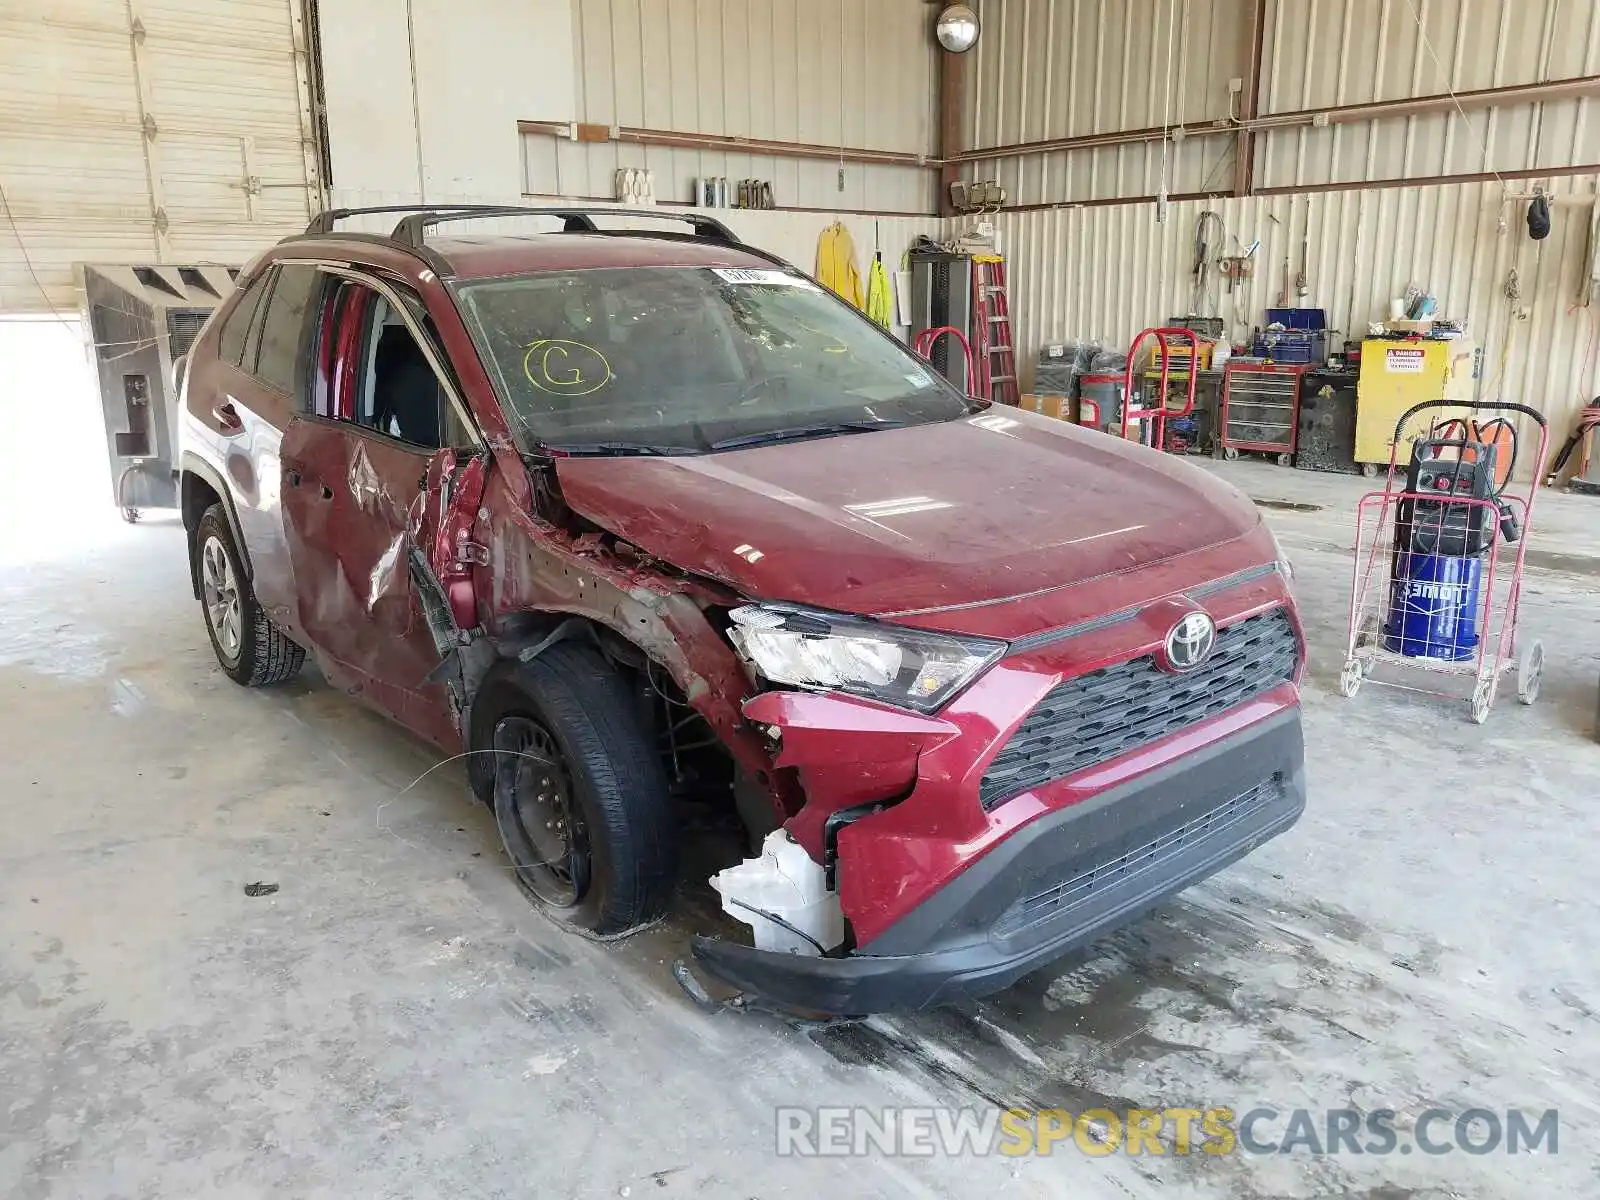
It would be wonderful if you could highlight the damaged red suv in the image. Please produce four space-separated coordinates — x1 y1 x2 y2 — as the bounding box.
179 206 1305 1014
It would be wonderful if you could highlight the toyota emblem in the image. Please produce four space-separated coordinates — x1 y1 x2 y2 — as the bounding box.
1164 612 1216 672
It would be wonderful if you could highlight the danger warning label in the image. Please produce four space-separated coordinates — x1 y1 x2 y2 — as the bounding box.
1385 347 1425 374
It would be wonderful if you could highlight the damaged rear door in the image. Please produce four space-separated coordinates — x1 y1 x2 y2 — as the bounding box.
280 267 484 747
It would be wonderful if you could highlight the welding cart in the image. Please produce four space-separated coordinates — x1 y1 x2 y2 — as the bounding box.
1340 400 1548 724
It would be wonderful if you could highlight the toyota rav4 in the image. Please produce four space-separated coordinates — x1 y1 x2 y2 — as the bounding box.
179 206 1305 1015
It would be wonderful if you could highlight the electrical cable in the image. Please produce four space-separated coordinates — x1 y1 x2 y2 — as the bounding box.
1547 400 1600 480
1191 210 1226 315
1 173 199 362
725 898 829 956
1157 0 1177 204
1400 0 1504 190
1153 0 1180 306
1435 416 1519 494
0 176 70 323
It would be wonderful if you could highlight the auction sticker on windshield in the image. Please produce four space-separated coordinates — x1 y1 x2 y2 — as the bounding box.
711 268 816 287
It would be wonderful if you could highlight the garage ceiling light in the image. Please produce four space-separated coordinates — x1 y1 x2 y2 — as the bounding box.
936 4 980 53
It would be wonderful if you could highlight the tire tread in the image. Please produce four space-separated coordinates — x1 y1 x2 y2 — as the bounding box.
496 644 676 933
197 504 304 688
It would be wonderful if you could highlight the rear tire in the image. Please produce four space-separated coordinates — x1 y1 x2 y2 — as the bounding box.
471 645 676 935
195 504 304 687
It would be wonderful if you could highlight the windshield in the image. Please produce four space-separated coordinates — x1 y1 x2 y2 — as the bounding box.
453 265 974 453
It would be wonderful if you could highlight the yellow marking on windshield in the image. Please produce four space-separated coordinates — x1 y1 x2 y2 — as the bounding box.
522 339 614 396
791 317 849 355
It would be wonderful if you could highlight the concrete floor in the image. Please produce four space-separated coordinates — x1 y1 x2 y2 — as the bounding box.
4 445 1600 1197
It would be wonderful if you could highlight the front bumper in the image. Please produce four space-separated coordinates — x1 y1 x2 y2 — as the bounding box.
691 705 1305 1014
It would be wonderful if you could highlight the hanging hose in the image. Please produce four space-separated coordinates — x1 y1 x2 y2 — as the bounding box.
116 462 154 523
1547 399 1600 482
1191 211 1226 315
1435 417 1519 493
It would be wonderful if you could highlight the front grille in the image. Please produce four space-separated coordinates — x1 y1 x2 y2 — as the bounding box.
980 608 1298 809
993 775 1284 936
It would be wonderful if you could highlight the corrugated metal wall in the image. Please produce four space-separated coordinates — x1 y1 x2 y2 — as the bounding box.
525 0 937 213
1257 0 1600 187
0 0 318 314
958 0 1600 455
990 174 1600 461
964 0 1249 205
963 0 1600 205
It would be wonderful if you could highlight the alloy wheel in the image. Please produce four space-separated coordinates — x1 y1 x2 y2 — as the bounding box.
201 534 242 661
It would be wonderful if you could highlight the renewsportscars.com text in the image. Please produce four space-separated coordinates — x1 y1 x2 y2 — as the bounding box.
774 1106 1559 1158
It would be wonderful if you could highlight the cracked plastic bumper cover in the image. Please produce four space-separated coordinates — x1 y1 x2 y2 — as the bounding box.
691 706 1306 1015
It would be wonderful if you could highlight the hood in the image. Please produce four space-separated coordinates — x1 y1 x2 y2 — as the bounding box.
554 412 1265 630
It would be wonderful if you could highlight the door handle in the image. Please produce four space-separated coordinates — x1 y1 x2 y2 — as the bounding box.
212 400 244 436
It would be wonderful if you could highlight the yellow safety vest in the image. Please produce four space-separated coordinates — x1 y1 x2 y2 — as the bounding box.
866 256 893 328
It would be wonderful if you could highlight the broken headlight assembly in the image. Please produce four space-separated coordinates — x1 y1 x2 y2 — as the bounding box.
727 605 1005 714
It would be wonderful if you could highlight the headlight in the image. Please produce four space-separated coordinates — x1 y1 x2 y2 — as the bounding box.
727 605 1005 713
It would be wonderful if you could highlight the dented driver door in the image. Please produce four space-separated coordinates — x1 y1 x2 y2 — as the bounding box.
280 420 455 741
278 271 467 748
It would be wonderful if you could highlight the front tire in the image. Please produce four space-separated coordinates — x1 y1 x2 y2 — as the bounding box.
471 645 676 935
195 504 304 687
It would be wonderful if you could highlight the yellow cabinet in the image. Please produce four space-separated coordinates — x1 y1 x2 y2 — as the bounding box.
1355 339 1480 467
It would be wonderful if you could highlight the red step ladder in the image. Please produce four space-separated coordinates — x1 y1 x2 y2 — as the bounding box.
971 255 1019 405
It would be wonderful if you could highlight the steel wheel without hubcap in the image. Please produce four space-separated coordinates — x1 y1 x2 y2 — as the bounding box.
493 715 590 909
201 534 242 663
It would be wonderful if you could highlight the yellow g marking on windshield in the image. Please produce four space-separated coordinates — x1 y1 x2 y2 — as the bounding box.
522 339 613 396
793 317 849 354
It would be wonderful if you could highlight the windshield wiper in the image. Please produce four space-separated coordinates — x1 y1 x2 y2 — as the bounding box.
708 420 905 452
545 441 700 457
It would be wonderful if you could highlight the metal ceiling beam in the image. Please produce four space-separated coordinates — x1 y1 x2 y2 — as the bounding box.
943 75 1600 166
516 121 930 170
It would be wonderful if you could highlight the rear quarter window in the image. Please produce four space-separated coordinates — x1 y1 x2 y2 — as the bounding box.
253 264 321 395
216 272 269 367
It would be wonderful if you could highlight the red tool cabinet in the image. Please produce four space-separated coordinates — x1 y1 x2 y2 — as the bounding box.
1220 361 1306 464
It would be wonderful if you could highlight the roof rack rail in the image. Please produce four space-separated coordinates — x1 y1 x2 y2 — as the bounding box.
385 205 741 247
304 205 496 236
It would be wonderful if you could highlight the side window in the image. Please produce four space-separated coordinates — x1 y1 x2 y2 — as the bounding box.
315 278 472 450
217 272 269 366
253 264 320 395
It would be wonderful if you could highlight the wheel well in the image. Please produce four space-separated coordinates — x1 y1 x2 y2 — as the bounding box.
180 472 223 598
181 470 221 533
473 617 751 837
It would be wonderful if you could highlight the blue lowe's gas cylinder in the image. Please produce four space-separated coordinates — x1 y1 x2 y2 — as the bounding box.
1385 551 1484 660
